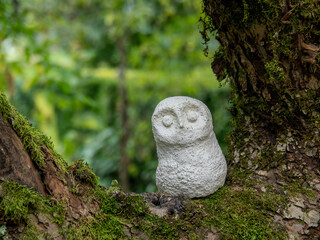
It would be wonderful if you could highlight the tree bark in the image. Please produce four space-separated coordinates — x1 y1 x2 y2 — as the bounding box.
201 0 320 238
0 115 45 195
118 36 130 192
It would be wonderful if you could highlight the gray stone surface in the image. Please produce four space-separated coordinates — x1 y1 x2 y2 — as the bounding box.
152 96 227 198
290 197 305 208
304 210 319 227
284 205 304 220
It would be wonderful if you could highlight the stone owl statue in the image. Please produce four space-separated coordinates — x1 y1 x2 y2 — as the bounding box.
152 96 227 198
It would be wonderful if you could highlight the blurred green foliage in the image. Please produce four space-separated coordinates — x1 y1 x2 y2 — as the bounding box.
0 0 230 192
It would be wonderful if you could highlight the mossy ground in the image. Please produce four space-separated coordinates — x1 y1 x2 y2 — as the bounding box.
0 175 292 240
0 181 66 239
65 180 289 240
0 181 65 225
198 187 287 240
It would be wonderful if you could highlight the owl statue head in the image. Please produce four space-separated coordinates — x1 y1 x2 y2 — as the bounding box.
152 96 213 145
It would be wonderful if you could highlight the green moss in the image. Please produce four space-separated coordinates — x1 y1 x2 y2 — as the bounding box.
0 181 47 223
228 168 256 187
256 147 285 169
140 216 181 240
87 181 287 239
70 160 99 188
282 181 315 199
265 60 285 83
63 215 125 240
0 179 291 240
0 181 65 225
66 183 205 240
140 200 207 240
109 179 122 191
97 187 149 218
18 225 51 240
63 184 150 239
0 91 67 172
195 186 287 240
0 181 67 238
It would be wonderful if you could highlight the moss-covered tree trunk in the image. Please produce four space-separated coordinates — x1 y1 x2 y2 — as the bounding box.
0 92 103 239
201 0 319 238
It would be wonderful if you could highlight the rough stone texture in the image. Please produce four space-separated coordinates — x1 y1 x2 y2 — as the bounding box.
284 205 319 229
305 210 319 228
152 96 227 198
290 197 305 208
284 205 304 220
205 232 219 240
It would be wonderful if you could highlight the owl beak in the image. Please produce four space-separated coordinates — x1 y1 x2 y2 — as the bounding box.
177 111 184 128
178 120 184 128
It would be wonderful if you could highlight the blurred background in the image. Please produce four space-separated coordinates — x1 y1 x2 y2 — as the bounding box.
0 0 231 193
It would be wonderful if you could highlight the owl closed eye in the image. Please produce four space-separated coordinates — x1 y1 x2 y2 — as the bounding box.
187 110 198 122
162 115 174 127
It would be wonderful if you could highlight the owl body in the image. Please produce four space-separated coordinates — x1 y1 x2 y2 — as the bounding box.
152 96 227 198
